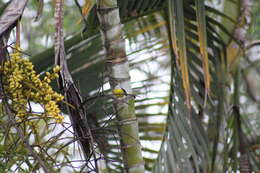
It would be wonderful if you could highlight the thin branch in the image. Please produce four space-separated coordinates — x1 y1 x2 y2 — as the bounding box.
241 70 260 103
3 102 50 173
244 56 260 75
245 40 260 50
74 0 88 30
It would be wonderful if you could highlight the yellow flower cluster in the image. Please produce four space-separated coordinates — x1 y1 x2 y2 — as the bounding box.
1 48 64 123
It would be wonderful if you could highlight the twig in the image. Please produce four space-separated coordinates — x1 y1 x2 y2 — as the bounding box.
74 0 89 31
3 102 50 173
241 70 260 103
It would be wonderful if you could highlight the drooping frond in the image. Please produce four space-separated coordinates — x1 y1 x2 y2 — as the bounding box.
54 0 97 170
195 0 210 95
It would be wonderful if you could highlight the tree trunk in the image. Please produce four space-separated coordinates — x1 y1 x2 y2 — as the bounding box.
97 1 145 173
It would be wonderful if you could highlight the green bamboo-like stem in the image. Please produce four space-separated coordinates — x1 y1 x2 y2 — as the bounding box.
233 65 252 172
211 0 252 172
232 1 252 172
97 0 145 172
209 56 226 173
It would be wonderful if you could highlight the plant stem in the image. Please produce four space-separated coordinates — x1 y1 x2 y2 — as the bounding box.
97 1 145 172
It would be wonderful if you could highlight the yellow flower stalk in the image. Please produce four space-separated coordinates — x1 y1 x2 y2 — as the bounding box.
1 46 64 123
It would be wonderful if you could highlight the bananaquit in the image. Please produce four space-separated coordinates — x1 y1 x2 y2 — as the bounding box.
112 88 127 97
